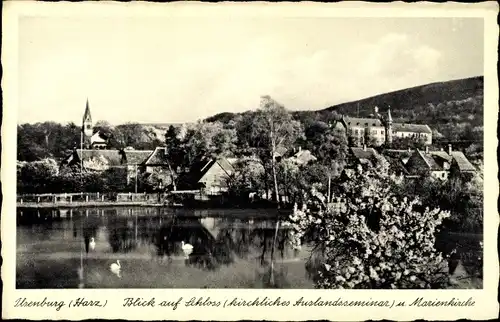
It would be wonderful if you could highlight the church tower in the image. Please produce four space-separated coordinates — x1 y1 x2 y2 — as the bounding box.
386 108 393 145
82 99 93 148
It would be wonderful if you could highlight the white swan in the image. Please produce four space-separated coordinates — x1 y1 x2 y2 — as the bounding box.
110 260 121 278
181 241 193 259
89 237 96 251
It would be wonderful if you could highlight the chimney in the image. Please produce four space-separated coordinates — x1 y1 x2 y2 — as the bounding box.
448 144 452 155
425 146 429 154
363 144 367 151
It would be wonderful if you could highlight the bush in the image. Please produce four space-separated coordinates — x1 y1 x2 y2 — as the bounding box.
288 166 452 289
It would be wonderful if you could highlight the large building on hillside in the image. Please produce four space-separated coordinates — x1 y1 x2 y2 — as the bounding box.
336 107 432 147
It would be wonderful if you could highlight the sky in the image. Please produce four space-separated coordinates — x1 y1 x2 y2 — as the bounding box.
18 16 484 125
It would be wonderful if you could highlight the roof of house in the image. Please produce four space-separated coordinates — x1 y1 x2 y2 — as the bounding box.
392 123 432 134
274 146 288 158
428 151 476 172
91 131 108 144
449 151 476 172
384 155 410 175
287 149 317 165
416 150 442 171
71 149 153 166
344 117 383 127
407 149 475 173
178 157 235 189
350 147 378 161
143 147 168 165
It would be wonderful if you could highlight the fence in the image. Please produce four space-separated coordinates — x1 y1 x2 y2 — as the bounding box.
17 192 163 205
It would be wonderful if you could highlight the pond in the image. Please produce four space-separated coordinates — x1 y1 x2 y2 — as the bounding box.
16 207 315 289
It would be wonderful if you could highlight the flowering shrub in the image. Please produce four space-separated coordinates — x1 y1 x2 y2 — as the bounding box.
288 165 452 289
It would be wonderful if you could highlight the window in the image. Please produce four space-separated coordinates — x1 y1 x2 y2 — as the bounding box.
86 125 91 129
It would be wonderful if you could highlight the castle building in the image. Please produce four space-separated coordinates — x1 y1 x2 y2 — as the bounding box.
338 107 432 147
81 99 108 149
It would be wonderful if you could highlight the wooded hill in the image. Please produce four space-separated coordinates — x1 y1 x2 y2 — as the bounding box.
207 76 484 153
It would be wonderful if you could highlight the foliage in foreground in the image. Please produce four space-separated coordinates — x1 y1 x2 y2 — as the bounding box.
288 165 452 289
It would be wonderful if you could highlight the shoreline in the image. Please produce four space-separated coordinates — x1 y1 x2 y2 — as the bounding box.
17 201 166 209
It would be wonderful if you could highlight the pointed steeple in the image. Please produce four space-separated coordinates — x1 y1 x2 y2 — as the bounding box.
83 98 92 123
387 108 393 123
82 98 93 138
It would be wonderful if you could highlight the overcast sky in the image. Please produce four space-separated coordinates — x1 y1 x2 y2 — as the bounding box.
18 16 483 125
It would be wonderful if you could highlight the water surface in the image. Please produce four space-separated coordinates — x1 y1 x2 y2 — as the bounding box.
17 207 314 289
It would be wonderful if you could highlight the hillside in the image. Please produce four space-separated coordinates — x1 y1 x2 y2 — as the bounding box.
294 76 484 152
320 76 483 118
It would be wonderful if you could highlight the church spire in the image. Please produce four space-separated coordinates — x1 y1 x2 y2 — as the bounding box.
82 98 93 138
83 98 92 124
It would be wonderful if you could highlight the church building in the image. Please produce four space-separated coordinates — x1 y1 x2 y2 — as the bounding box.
82 99 108 149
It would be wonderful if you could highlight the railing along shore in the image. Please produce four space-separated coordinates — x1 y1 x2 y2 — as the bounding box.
17 192 165 207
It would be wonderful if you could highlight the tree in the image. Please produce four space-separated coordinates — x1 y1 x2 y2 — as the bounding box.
17 158 59 193
252 96 303 205
303 120 348 199
288 165 452 289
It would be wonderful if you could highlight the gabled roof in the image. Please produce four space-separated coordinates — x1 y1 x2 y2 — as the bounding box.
143 147 168 165
450 151 476 172
392 123 432 134
416 150 442 171
125 150 154 165
406 149 476 174
344 117 383 127
178 157 235 189
384 155 410 175
428 151 475 172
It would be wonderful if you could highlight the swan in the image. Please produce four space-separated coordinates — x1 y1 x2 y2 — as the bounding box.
89 237 96 251
110 260 121 278
181 241 193 259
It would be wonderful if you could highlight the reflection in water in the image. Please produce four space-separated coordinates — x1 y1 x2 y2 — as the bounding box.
17 207 311 288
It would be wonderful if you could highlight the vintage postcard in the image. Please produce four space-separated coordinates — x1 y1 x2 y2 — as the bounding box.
2 1 499 320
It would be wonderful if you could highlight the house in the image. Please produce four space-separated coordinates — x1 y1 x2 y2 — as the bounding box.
178 157 235 197
404 145 475 180
273 146 289 161
142 147 174 189
392 123 432 145
90 131 109 149
286 148 317 166
348 145 383 167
